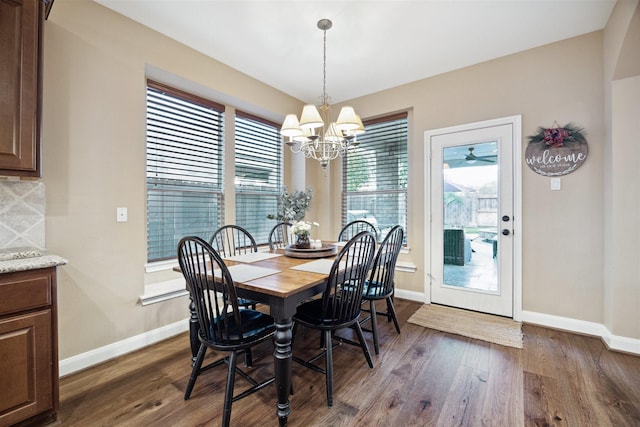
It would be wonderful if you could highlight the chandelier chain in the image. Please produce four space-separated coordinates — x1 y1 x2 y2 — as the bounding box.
322 25 328 105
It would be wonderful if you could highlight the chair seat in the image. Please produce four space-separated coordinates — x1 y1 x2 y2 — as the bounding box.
209 310 275 345
362 280 393 300
294 297 359 329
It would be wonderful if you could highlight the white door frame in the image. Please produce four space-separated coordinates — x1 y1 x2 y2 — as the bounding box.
424 115 523 321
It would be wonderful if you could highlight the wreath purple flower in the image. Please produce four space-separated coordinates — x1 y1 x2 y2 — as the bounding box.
528 122 587 148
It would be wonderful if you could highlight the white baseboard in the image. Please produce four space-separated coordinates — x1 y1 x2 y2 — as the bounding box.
59 318 190 377
522 310 639 355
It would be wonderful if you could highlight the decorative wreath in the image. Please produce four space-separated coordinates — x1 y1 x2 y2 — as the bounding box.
527 122 587 148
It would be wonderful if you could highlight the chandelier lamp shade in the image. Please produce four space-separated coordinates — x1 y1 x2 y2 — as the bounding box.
281 19 365 170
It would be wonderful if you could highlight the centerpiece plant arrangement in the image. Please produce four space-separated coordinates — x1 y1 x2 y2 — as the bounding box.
291 220 319 249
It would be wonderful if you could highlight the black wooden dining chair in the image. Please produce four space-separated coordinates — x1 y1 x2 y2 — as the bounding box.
178 236 275 427
292 230 377 407
338 219 378 242
210 225 259 311
210 224 258 257
209 225 260 365
268 222 292 250
359 225 405 354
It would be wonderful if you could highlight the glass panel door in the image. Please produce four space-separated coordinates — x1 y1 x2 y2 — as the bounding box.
442 142 498 291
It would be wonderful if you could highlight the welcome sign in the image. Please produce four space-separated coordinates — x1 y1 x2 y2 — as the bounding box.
525 123 588 176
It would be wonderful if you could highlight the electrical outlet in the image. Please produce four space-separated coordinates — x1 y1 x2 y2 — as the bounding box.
116 207 128 222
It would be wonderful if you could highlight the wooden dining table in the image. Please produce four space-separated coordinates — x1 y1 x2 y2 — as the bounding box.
177 246 340 426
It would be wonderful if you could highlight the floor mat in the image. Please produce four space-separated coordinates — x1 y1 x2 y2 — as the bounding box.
408 304 523 349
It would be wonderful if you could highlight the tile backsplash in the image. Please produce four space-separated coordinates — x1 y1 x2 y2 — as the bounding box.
0 180 45 249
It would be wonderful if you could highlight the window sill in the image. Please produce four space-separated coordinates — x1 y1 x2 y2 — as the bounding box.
396 261 417 273
139 278 188 306
145 259 179 273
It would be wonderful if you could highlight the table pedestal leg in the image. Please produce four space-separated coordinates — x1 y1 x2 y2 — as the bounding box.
274 318 292 426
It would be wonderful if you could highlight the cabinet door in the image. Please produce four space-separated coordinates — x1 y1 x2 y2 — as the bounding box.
0 0 42 176
0 310 52 425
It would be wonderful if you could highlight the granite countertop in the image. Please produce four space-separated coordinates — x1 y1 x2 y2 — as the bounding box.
0 247 68 274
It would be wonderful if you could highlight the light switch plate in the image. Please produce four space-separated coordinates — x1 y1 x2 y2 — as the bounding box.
550 177 561 191
117 207 128 222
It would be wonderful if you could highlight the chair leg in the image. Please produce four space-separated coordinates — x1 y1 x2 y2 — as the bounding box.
354 321 374 369
387 297 401 334
244 348 253 367
222 351 238 427
369 299 380 355
184 343 207 400
324 330 334 407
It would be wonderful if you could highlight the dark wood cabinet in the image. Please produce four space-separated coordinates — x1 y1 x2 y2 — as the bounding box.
0 0 50 177
0 267 59 426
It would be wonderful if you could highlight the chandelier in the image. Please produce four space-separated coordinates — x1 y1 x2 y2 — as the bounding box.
280 19 365 170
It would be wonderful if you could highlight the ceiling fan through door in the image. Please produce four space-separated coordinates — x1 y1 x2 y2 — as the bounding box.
465 147 495 164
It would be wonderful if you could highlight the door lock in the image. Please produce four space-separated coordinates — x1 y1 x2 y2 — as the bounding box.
502 215 510 222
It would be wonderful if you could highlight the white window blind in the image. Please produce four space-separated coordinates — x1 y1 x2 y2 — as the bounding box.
234 111 282 245
342 112 408 243
146 80 225 262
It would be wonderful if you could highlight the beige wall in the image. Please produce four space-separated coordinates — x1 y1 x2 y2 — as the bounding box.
43 0 302 359
42 0 638 363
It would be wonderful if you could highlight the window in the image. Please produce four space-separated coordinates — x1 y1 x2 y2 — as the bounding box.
146 80 224 262
234 111 282 245
342 112 408 243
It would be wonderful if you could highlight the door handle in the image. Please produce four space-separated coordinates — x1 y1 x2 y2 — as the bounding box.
502 229 510 236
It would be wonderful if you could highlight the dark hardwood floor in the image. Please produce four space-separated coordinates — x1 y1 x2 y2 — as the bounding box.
57 299 640 426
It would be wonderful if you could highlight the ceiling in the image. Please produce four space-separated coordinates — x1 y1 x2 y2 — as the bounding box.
95 0 616 104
